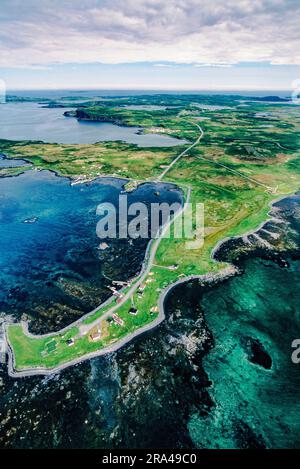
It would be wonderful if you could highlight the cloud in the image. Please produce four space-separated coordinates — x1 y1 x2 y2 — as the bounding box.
154 63 178 68
194 63 233 68
0 0 299 67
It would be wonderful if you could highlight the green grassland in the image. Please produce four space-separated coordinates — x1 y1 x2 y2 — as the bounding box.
4 97 300 371
0 140 181 180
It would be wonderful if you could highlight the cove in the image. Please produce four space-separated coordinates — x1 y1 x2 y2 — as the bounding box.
0 102 187 147
0 169 182 333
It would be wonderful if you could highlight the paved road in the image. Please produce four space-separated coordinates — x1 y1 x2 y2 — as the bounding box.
6 120 204 376
6 264 236 378
78 186 192 336
79 120 203 334
157 120 204 181
5 117 289 378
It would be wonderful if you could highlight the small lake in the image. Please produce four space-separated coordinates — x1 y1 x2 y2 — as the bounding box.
121 105 178 110
193 103 232 110
0 102 187 147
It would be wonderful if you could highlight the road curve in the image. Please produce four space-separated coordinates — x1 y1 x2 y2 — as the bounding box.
6 121 204 377
6 121 291 378
6 265 237 378
78 186 192 336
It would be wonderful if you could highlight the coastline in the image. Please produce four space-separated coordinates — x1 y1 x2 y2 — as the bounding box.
5 265 237 378
5 187 293 378
0 153 145 192
3 114 299 378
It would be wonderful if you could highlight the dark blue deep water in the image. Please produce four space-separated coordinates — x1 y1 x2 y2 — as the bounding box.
0 93 299 450
0 169 181 332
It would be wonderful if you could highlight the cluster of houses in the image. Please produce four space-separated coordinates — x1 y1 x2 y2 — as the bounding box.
137 272 156 298
64 272 164 348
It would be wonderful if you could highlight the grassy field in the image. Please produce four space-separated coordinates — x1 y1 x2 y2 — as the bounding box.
1 140 181 180
3 97 300 371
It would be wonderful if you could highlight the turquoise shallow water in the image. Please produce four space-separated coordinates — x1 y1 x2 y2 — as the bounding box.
189 255 300 448
0 91 299 448
0 192 299 448
187 195 300 448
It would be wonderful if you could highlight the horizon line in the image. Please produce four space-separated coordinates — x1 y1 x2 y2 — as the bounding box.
6 86 291 93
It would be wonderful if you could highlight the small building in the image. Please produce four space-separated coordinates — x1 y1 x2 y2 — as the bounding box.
112 314 124 326
150 306 159 314
116 293 124 303
137 284 146 295
66 338 75 346
128 307 138 315
146 278 154 284
90 327 101 342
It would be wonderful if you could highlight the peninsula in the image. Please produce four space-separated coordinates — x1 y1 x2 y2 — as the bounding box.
2 95 300 377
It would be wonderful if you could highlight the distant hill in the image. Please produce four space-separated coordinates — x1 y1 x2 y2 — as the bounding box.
250 95 290 102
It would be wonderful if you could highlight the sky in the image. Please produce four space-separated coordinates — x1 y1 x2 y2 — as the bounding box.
0 0 299 91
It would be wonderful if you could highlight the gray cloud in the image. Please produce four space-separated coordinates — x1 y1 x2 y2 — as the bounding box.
0 0 299 67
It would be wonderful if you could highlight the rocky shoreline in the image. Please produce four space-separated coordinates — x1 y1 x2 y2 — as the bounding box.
3 152 299 377
6 190 282 378
2 191 300 450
